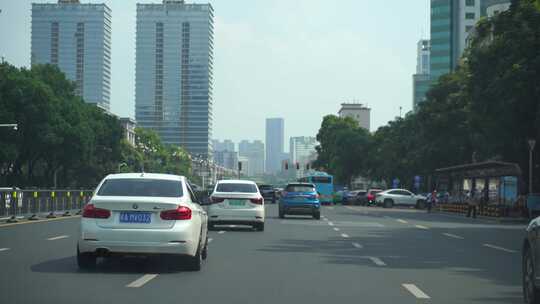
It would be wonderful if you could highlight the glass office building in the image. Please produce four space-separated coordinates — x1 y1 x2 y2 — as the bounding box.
31 0 111 110
265 118 285 174
135 0 214 158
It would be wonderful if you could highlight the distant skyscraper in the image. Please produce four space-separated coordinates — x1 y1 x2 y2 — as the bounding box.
413 39 431 111
135 0 214 158
430 0 480 82
239 140 265 176
213 139 235 152
338 103 371 131
290 136 317 178
31 0 111 110
265 118 284 174
214 150 238 170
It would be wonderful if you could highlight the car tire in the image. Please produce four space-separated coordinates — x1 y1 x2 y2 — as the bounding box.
416 200 426 209
313 212 321 220
201 235 208 260
523 244 540 303
185 240 203 271
77 245 96 270
384 199 394 208
254 222 265 231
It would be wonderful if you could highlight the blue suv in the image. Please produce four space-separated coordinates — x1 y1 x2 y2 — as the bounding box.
279 183 321 220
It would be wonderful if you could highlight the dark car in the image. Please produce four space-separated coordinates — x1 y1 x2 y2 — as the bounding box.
344 190 367 205
523 217 540 303
258 184 276 204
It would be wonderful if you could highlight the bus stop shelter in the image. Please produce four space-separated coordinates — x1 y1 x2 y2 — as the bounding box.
435 161 522 206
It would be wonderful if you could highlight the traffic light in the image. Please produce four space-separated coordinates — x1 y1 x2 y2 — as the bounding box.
306 163 310 170
238 161 242 171
296 162 300 170
284 161 289 170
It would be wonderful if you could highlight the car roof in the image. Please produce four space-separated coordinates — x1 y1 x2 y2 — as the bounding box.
217 179 256 185
105 173 185 181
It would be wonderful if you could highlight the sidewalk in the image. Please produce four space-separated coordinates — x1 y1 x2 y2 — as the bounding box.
434 209 529 224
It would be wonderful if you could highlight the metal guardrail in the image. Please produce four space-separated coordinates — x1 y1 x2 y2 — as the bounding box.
0 190 94 223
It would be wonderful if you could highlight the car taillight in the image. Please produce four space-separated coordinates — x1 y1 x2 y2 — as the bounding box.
210 197 225 204
82 204 111 219
160 206 192 220
250 198 263 205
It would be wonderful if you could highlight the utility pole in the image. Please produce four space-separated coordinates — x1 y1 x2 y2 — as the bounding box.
529 139 536 194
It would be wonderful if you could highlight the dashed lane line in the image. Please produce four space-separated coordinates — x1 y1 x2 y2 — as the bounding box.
443 233 464 239
218 231 225 234
483 243 517 253
328 222 334 226
333 227 340 232
369 257 387 266
397 219 408 224
341 233 349 238
415 225 429 230
126 274 158 288
402 284 431 299
47 235 69 241
352 242 363 249
0 248 10 252
208 238 213 243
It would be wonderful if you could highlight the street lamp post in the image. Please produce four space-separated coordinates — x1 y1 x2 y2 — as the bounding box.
529 139 536 194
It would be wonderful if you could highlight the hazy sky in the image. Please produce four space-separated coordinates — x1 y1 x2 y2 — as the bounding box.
0 0 429 146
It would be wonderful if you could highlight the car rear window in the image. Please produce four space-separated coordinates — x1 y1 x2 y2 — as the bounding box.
216 183 258 193
97 178 183 197
258 185 273 191
286 185 315 192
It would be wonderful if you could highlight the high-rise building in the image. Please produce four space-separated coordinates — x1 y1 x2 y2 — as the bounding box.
239 140 265 176
135 0 214 158
31 0 111 110
212 139 235 152
214 150 238 170
289 136 317 178
481 0 511 17
338 103 371 131
265 118 284 174
430 0 480 82
413 39 431 111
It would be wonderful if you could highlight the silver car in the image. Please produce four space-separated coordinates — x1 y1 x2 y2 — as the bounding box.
375 189 427 208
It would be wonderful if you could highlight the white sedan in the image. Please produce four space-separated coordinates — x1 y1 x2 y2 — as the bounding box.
208 180 265 231
375 189 427 208
77 173 208 271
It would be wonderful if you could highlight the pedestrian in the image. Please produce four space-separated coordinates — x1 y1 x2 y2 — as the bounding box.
467 190 478 219
427 189 437 213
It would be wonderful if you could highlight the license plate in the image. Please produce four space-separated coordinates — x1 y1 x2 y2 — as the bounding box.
228 200 246 206
119 212 151 224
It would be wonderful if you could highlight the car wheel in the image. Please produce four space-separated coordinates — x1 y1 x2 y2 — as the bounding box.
77 245 96 270
185 240 202 271
416 200 426 209
524 244 540 303
384 199 394 208
313 212 321 220
201 235 208 260
254 222 265 231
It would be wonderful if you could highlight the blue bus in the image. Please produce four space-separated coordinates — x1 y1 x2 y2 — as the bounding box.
298 172 334 204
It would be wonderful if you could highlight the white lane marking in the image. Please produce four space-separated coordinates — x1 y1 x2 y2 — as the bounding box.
47 235 69 241
483 243 517 253
443 233 464 239
369 257 386 266
415 225 429 230
328 222 334 226
402 284 430 299
323 218 328 221
0 248 10 252
352 242 363 249
397 219 408 224
327 207 335 210
218 231 225 234
208 238 213 243
341 233 349 238
333 227 340 231
230 225 237 228
126 274 158 288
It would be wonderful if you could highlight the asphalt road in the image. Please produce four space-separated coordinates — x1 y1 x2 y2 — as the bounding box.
0 204 527 303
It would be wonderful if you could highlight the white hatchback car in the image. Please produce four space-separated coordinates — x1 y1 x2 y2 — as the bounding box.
208 180 265 231
77 173 208 271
